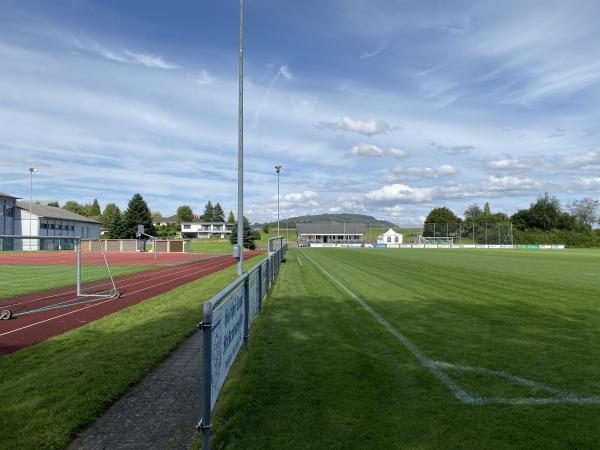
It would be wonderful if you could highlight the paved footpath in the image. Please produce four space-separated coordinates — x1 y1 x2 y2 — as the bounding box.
69 330 203 450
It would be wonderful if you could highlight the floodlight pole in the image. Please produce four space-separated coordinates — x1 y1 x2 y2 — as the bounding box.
275 165 283 236
236 0 244 276
28 167 38 248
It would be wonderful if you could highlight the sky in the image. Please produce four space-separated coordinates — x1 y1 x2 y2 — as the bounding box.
1 0 600 224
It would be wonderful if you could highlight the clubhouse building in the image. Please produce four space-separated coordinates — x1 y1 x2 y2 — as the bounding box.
180 222 234 239
296 223 366 247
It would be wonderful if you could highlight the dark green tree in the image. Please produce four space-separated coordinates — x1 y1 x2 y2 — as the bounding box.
47 201 60 207
124 193 155 238
101 203 121 229
227 211 235 224
63 201 83 215
202 201 214 222
89 199 101 217
229 216 256 250
262 223 270 234
212 202 225 222
108 211 128 239
425 207 460 225
176 205 194 223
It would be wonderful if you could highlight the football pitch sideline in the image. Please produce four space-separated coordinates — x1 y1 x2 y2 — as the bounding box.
212 248 600 449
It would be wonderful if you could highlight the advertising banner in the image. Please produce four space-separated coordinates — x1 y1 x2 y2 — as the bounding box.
210 285 244 410
248 270 260 325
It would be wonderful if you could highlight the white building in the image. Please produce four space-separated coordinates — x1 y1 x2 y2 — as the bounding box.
181 222 233 239
377 228 403 245
296 223 366 247
14 202 101 250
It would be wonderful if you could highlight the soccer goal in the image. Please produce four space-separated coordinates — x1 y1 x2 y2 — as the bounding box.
0 236 119 320
416 235 454 245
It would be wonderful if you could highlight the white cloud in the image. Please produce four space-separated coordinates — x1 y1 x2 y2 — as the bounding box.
195 70 215 85
365 183 434 203
576 177 600 190
347 143 406 158
385 164 458 180
77 40 179 70
428 140 475 155
486 157 530 170
387 148 407 158
488 175 539 190
276 190 319 208
360 42 388 59
317 116 396 136
383 205 406 217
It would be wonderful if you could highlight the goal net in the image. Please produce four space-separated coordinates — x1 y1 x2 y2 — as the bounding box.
0 236 119 320
417 236 454 245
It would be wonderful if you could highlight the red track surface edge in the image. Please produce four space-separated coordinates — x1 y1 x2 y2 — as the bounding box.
0 251 262 357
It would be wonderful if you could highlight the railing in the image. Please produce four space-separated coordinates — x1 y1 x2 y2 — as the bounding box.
198 237 287 449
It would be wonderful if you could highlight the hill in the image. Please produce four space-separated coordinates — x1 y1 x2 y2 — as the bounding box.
256 213 396 229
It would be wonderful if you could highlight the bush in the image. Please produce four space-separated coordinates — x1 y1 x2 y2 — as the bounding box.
513 229 600 248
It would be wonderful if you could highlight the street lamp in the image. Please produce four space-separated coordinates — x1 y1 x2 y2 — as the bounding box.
28 167 38 239
275 165 283 236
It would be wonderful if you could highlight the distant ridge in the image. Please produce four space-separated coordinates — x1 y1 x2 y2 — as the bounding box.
256 213 396 228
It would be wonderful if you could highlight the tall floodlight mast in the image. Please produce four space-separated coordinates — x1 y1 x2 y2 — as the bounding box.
236 0 245 275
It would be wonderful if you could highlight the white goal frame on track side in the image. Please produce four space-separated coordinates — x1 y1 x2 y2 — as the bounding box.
0 235 119 320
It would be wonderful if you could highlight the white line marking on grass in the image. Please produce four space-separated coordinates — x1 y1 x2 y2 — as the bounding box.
297 256 304 266
301 250 600 406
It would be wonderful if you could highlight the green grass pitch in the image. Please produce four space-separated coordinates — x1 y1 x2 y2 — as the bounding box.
212 248 600 449
0 265 154 300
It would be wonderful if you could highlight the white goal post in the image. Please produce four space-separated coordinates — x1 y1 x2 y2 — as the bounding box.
0 236 119 320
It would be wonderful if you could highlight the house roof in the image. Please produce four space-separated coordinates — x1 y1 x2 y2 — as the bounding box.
296 223 366 235
16 202 100 224
0 192 19 199
381 228 402 236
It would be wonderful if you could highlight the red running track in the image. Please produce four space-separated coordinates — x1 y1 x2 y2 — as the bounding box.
0 251 263 356
0 251 218 266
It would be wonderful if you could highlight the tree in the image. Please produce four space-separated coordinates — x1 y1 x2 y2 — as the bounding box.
425 207 460 225
227 211 235 224
229 216 256 250
89 198 101 217
202 201 214 222
510 193 579 232
463 203 483 225
101 203 121 229
212 202 225 222
63 201 83 215
123 193 155 238
108 211 129 239
567 198 600 227
262 223 270 234
47 201 60 207
176 205 194 223
151 211 162 221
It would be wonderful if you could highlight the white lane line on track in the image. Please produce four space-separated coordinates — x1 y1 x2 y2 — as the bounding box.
0 259 235 338
301 250 600 406
1 256 232 309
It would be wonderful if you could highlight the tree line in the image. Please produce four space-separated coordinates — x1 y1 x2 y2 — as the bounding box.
424 194 600 246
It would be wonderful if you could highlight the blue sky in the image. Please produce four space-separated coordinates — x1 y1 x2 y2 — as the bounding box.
2 0 600 224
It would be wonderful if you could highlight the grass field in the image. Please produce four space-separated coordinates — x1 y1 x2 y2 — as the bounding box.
0 256 263 450
212 248 600 449
0 265 153 299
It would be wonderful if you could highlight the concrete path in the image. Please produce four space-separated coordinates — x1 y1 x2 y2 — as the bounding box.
68 330 203 450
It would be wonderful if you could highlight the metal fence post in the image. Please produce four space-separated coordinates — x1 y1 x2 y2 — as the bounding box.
243 275 250 347
198 303 213 450
257 264 263 311
76 239 82 296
